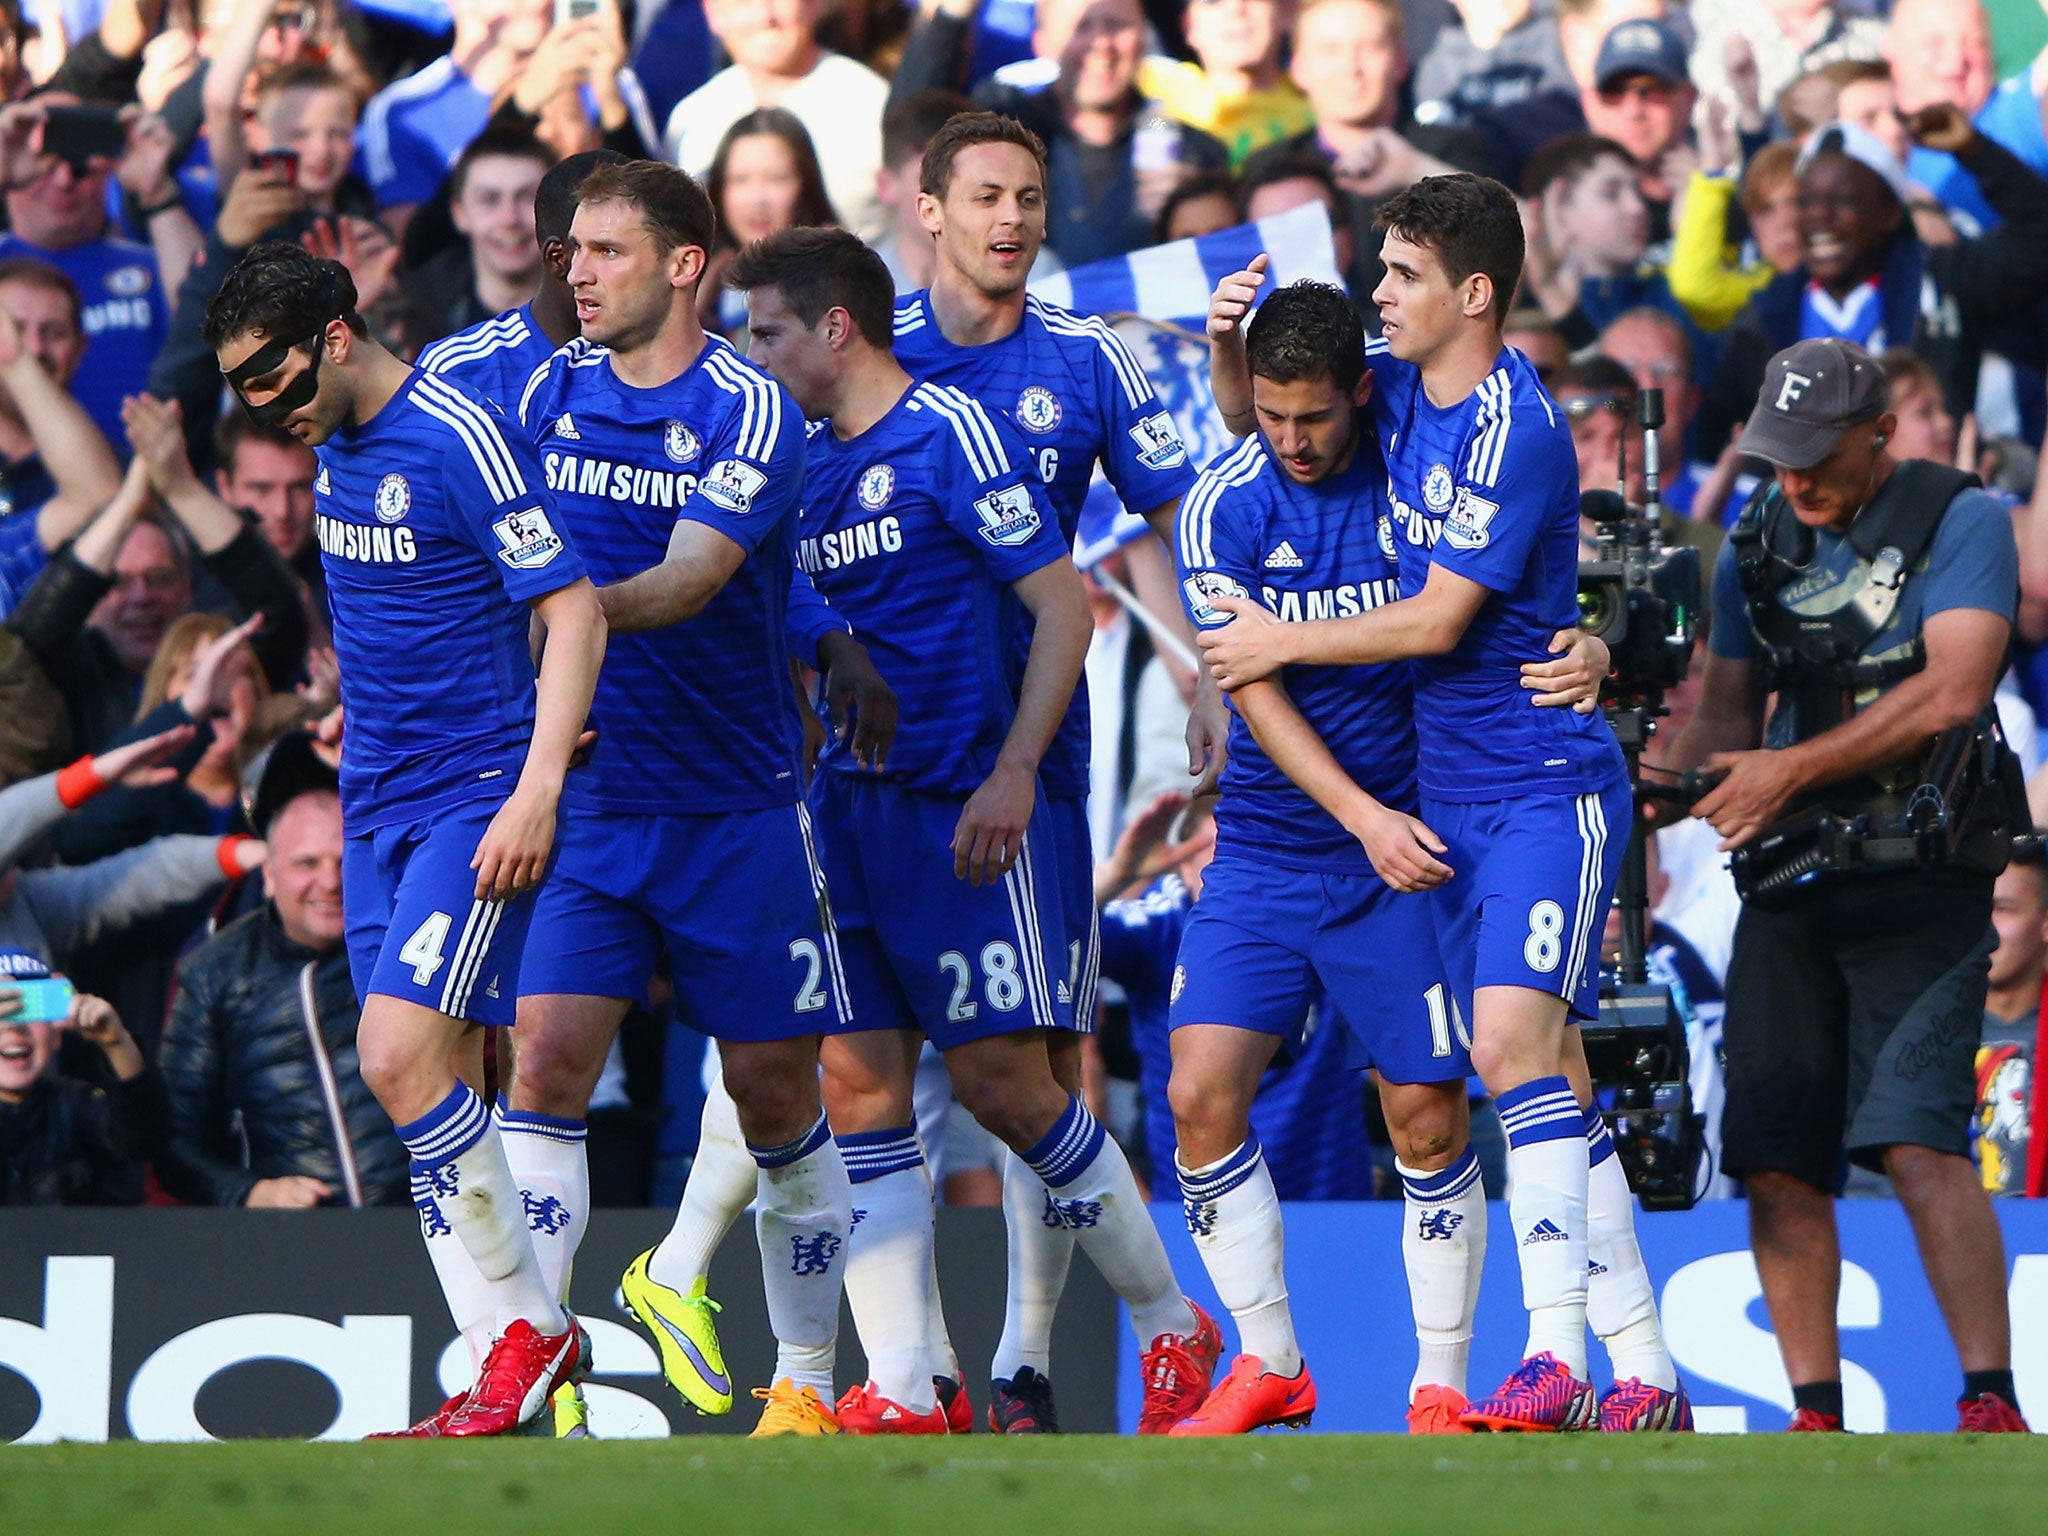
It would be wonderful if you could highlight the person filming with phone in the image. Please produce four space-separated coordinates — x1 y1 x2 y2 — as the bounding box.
0 948 167 1206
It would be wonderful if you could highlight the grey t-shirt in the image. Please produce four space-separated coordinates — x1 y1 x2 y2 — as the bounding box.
1976 1007 2034 1196
1709 483 2019 748
1413 5 1573 125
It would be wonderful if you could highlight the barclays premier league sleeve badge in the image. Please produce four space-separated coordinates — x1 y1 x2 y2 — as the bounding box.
699 458 768 514
492 506 565 569
973 482 1042 547
1129 411 1188 470
1181 570 1251 627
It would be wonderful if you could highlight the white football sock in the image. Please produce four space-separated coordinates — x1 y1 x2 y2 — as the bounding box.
992 1148 1075 1380
752 1114 852 1399
1397 1146 1487 1398
410 1161 494 1377
1176 1138 1298 1375
836 1127 937 1411
395 1083 564 1337
1584 1107 1677 1390
926 1242 960 1382
1019 1096 1194 1348
649 1074 755 1293
1494 1076 1589 1379
495 1103 589 1306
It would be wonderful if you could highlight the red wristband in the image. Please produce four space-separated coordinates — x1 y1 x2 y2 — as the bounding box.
55 757 107 810
217 834 254 879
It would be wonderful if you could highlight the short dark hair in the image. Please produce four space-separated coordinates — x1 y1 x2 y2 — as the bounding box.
1373 173 1525 327
215 407 312 478
883 89 974 170
1238 149 1340 222
253 59 360 110
201 242 366 350
576 159 718 257
0 255 81 328
449 129 554 205
1154 169 1239 244
1521 133 1635 200
535 148 629 246
920 111 1046 199
707 109 839 252
1245 280 1364 393
728 227 894 348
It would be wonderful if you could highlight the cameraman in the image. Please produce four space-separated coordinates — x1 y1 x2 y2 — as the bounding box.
1668 337 2028 1434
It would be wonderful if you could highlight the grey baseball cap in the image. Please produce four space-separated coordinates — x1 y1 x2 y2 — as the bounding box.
1739 338 1888 469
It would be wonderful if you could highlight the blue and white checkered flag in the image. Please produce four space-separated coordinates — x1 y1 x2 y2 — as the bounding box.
1027 200 1344 330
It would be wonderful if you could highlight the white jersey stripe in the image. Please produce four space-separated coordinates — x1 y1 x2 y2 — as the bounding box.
415 375 528 502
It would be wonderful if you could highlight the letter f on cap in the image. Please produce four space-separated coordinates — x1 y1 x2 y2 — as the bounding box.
1776 370 1812 411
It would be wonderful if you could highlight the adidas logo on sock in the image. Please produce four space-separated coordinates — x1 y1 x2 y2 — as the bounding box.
1522 1218 1569 1246
1588 1260 1608 1276
1264 540 1305 569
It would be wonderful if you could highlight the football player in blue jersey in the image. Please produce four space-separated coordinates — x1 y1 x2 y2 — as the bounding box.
202 243 608 1439
885 109 1226 1433
1200 175 1690 1433
1169 281 1613 1436
417 150 628 398
501 160 858 1440
732 225 1220 1435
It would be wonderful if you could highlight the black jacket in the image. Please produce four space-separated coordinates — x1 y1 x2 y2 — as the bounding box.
0 1070 167 1205
1705 133 2048 456
156 904 407 1207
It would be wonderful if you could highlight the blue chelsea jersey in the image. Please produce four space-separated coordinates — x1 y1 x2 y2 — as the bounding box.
800 381 1068 795
1176 433 1417 871
312 369 586 831
520 334 807 814
893 291 1197 798
1368 341 1624 802
418 304 557 404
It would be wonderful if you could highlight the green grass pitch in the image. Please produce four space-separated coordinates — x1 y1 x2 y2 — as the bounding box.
5 1436 2046 1536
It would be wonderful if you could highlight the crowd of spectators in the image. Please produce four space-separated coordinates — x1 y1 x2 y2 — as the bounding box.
0 0 2042 1209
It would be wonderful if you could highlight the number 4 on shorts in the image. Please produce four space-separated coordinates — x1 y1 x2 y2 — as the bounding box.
400 911 453 986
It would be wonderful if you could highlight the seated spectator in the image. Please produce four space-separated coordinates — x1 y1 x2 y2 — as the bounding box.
1520 133 1697 354
703 108 841 338
1976 843 2045 1197
0 259 124 618
0 94 199 447
215 409 322 627
158 740 407 1207
1706 109 2048 457
1247 0 1494 298
409 131 552 345
359 0 546 233
1503 306 1567 379
1669 137 1801 335
667 0 891 241
1884 0 2033 235
1137 0 1314 167
1879 347 1964 467
1156 169 1240 241
0 951 167 1206
1239 147 1355 281
1552 352 1722 579
0 723 265 1062
1581 16 1694 246
892 0 1229 266
875 88 976 292
1690 0 1884 125
1411 0 1574 130
1599 305 1715 516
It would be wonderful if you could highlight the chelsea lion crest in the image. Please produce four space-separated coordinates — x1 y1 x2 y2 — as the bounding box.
373 473 410 524
1423 462 1454 513
1016 385 1063 434
858 464 895 510
664 421 700 463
